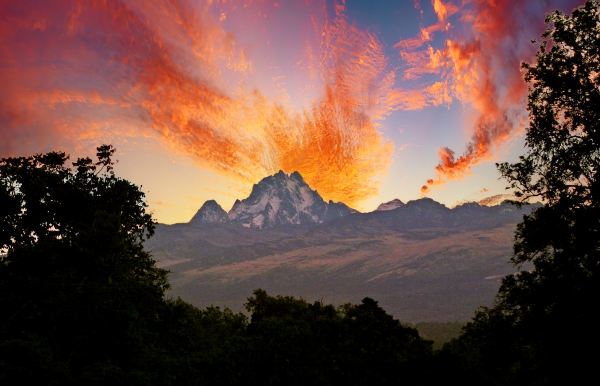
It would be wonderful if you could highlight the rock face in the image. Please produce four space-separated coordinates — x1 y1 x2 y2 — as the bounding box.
376 198 405 211
189 200 228 224
148 197 540 322
151 171 544 321
224 171 355 229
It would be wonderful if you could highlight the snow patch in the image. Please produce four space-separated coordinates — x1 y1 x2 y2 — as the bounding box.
223 171 353 228
252 214 265 228
376 199 405 212
298 186 315 210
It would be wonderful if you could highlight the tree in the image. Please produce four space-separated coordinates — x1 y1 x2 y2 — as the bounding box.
1 147 434 385
241 289 433 386
446 2 600 384
0 145 169 385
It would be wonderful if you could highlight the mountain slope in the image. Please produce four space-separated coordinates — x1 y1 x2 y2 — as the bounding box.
190 200 228 224
147 195 538 322
162 223 517 322
227 171 355 228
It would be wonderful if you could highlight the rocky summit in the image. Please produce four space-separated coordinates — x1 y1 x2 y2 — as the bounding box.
190 200 228 224
148 171 540 322
376 198 405 211
195 171 355 229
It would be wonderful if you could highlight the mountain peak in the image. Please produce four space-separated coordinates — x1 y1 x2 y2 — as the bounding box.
376 198 405 211
227 171 354 228
190 200 227 224
290 171 305 183
405 197 449 211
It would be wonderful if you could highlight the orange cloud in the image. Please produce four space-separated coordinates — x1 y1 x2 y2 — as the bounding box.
395 22 443 51
403 0 581 194
432 0 458 22
2 0 581 204
0 0 394 207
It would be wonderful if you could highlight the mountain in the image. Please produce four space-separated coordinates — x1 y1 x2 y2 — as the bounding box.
147 176 540 322
376 198 405 211
226 170 355 229
190 200 228 224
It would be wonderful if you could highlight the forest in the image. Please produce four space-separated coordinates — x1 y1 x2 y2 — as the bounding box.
1 2 598 385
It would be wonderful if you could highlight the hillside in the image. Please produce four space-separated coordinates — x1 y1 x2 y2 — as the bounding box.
146 172 535 322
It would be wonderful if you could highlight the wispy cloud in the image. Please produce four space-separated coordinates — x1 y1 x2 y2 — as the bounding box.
0 0 584 205
0 0 396 205
393 0 581 193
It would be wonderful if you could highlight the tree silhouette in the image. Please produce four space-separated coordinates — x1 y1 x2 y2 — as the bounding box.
0 147 436 385
242 289 432 386
0 145 168 384
445 2 600 384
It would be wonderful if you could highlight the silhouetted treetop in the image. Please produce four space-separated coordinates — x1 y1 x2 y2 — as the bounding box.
445 3 600 385
499 0 600 208
0 145 168 384
0 144 154 253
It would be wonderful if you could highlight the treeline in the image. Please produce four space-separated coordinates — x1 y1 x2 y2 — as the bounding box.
1 1 600 385
0 147 433 385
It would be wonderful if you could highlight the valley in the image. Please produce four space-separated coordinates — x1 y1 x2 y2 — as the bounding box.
147 171 534 322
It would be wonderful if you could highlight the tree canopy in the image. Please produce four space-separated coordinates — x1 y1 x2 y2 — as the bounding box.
445 2 600 384
0 145 169 384
2 3 598 385
0 146 434 385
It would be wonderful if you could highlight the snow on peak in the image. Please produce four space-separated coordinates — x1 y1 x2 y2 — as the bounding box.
376 199 405 211
227 171 354 228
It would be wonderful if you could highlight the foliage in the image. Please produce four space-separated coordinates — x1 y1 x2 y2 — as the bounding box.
0 146 434 385
6 4 599 386
445 2 600 385
241 289 432 386
0 145 168 384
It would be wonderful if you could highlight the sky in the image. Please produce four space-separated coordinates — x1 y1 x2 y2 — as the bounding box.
0 0 585 223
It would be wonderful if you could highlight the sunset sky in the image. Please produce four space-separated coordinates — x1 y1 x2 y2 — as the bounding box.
0 0 584 223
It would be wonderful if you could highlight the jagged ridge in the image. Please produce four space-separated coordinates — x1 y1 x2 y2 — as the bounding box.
190 200 228 224
191 171 356 229
376 198 405 211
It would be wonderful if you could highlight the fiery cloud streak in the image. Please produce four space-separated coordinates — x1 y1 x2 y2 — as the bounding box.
397 0 582 193
0 0 585 206
0 0 397 206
